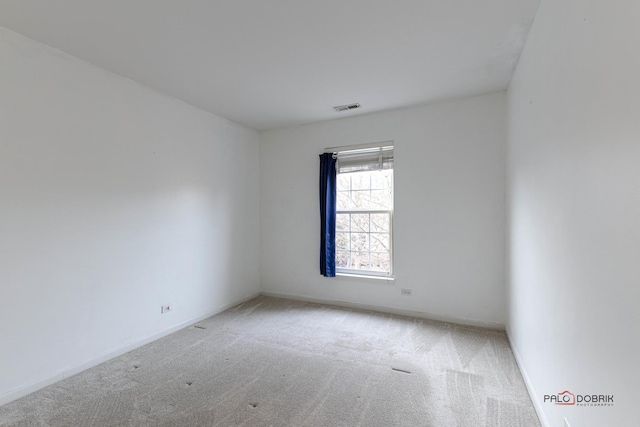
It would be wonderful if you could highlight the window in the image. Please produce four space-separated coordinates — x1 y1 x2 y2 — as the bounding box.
334 145 393 277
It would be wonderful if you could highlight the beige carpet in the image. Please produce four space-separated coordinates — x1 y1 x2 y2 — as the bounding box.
0 296 540 426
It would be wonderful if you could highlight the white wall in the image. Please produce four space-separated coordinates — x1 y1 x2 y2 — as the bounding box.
260 93 507 326
507 0 640 426
0 28 260 403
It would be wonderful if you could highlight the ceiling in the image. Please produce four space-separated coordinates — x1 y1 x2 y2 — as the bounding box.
0 1 540 130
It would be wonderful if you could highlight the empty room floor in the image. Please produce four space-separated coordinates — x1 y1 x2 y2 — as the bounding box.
0 296 540 426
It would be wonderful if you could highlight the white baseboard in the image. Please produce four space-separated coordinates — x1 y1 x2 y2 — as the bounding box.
505 327 549 427
0 291 261 407
260 290 505 330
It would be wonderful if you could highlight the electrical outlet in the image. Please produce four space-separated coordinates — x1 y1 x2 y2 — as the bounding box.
564 417 571 427
401 288 412 296
161 304 173 314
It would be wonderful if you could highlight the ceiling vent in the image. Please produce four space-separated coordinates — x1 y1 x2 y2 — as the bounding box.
333 103 361 112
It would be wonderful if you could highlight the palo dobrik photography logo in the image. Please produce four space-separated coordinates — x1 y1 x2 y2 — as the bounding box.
544 390 614 407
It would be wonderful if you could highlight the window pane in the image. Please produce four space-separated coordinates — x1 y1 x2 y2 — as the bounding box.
370 170 392 190
350 214 369 232
336 232 349 250
336 251 350 268
350 233 369 252
350 252 370 269
348 190 366 209
368 190 391 209
370 253 390 272
350 173 370 190
370 214 390 233
370 233 389 252
337 174 351 191
336 213 349 232
337 191 350 210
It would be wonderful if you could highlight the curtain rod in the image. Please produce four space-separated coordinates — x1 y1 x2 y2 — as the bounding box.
324 140 394 154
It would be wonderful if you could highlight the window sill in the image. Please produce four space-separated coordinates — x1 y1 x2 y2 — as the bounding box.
336 273 395 283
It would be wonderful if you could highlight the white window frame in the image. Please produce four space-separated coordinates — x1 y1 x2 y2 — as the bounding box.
328 141 394 279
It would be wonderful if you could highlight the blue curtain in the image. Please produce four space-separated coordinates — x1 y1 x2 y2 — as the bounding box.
319 153 337 277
